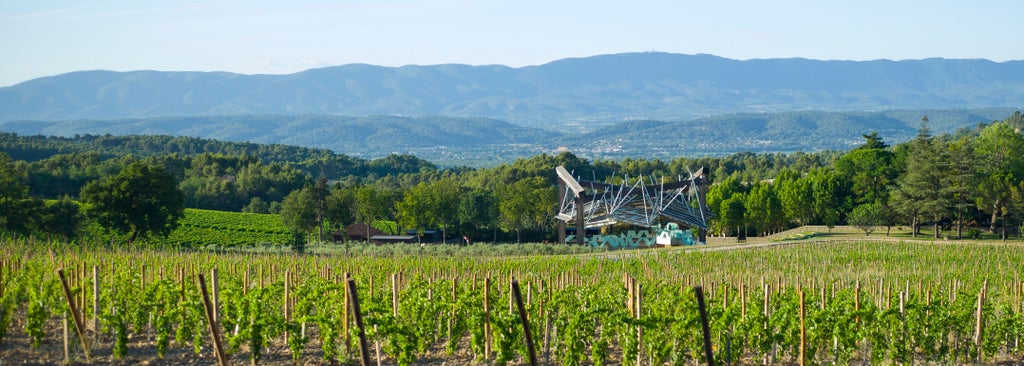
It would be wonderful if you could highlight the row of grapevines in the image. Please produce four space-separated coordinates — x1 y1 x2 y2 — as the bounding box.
0 239 1021 364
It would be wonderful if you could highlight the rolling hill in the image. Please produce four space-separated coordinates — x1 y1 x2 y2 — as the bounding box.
2 108 1016 165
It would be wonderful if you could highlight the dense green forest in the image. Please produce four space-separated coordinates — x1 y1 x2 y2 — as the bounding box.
2 111 1023 246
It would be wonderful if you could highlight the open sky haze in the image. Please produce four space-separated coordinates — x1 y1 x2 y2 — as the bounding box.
2 0 1021 87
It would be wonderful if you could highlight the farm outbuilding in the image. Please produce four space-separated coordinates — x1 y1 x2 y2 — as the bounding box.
370 235 418 243
339 223 385 242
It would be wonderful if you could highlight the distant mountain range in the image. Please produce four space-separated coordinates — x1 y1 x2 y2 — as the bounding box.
1 52 1022 165
2 52 1023 127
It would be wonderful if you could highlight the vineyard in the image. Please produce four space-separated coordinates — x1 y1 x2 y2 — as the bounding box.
166 209 293 248
1 239 1022 365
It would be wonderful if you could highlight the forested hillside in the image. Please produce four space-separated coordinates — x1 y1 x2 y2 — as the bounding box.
1 111 1022 246
560 108 1017 157
1 108 1016 165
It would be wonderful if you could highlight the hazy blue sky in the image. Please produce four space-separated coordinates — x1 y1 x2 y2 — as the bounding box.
2 0 1021 86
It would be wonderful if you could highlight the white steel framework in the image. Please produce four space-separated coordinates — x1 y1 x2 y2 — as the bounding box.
555 166 711 231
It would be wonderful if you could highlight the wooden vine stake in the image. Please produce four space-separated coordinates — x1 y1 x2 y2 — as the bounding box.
392 273 399 316
63 312 70 363
511 280 538 366
854 279 861 324
448 277 457 343
197 274 228 366
347 278 372 366
56 268 91 361
284 270 291 344
211 268 219 323
974 290 984 359
545 280 553 364
343 272 351 356
739 283 746 319
635 281 642 366
80 263 87 318
509 270 515 314
484 276 492 359
799 290 806 366
92 265 99 349
695 286 715 366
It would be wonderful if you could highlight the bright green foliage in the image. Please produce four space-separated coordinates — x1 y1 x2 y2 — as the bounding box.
848 203 884 236
429 178 461 243
457 188 499 242
973 121 1024 239
719 194 747 237
745 182 783 236
0 153 38 235
397 177 462 242
241 197 270 214
396 182 436 241
178 153 309 212
280 186 318 240
8 112 1024 243
0 153 27 201
2 240 1024 364
354 185 400 230
498 177 555 243
775 170 815 226
706 176 747 235
80 161 185 243
834 133 897 206
222 285 287 363
21 271 62 349
41 196 82 240
167 208 291 247
325 187 355 233
808 168 850 231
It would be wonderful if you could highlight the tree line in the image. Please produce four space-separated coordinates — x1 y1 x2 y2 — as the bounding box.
709 112 1024 240
1 111 1022 245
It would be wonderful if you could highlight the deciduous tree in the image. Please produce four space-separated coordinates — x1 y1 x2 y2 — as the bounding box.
848 203 884 236
719 194 747 238
280 186 317 247
81 162 185 244
808 168 850 232
458 188 498 243
325 187 355 235
776 170 815 227
0 153 30 234
973 122 1024 240
396 182 435 243
745 182 782 236
498 177 555 243
42 196 82 241
834 133 897 206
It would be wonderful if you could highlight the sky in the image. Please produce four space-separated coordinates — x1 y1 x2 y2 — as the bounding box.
1 0 1022 87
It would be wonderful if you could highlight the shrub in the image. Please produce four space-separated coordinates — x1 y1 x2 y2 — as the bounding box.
965 228 980 239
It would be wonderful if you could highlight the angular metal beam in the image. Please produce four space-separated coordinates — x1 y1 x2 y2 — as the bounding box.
554 165 713 239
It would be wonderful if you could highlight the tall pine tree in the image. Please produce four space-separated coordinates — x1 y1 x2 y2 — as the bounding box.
891 118 950 238
944 137 976 239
